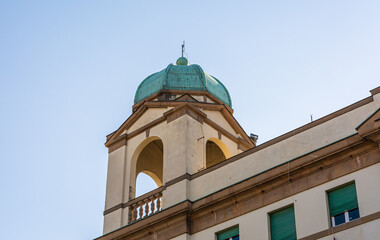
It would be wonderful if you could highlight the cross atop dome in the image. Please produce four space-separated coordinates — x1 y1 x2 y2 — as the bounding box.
177 41 189 65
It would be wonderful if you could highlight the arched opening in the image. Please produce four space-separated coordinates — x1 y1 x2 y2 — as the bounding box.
135 172 159 197
206 139 227 168
132 139 163 198
129 138 164 222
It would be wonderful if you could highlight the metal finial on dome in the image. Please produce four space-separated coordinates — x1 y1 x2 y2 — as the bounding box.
176 41 189 65
182 41 185 57
176 57 188 65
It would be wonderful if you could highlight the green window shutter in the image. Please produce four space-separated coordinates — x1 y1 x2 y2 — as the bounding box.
328 183 358 216
270 206 297 240
217 226 239 240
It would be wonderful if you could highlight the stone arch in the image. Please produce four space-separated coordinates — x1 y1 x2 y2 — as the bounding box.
205 138 231 168
139 170 162 187
129 136 164 199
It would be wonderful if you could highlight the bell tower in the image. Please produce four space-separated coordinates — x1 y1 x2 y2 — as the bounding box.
102 56 255 234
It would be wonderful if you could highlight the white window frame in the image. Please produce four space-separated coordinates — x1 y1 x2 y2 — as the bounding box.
331 210 351 227
221 236 238 240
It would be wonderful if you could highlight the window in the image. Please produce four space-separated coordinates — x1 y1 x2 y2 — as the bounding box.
217 226 239 240
328 182 360 227
270 205 297 240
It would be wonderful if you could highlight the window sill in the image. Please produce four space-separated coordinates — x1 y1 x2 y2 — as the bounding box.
298 211 380 240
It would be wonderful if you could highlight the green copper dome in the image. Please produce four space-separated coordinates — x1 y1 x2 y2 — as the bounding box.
134 57 232 107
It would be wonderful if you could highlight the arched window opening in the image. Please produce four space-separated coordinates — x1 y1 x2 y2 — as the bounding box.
135 139 163 196
135 172 159 197
206 140 226 168
129 139 164 223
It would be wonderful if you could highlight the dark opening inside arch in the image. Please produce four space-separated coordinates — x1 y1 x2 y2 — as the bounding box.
206 140 226 168
134 139 163 197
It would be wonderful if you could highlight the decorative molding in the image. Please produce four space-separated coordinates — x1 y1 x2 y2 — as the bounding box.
203 117 251 148
142 101 224 111
164 103 206 124
107 102 252 153
105 106 149 147
219 107 253 145
145 129 150 138
370 86 380 96
237 137 251 151
103 203 123 216
132 89 234 114
108 134 127 153
165 174 191 188
128 116 166 140
106 101 222 148
356 108 380 141
173 93 199 102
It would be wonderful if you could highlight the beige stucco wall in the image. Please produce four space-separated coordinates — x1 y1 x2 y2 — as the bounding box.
190 162 380 240
127 108 170 133
103 208 123 234
170 233 191 240
184 94 216 104
203 110 239 137
163 179 189 208
104 106 242 233
105 146 126 209
103 146 127 233
190 95 204 102
318 218 380 240
189 101 376 201
373 92 380 108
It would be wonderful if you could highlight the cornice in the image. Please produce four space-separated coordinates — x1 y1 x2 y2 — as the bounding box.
370 86 380 96
132 89 234 114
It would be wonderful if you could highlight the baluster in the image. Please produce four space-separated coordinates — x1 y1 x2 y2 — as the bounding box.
144 199 149 217
156 193 162 211
159 193 163 210
150 196 155 214
129 205 134 223
138 201 144 219
133 204 138 221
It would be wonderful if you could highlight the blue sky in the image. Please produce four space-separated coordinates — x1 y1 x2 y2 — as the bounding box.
0 1 379 239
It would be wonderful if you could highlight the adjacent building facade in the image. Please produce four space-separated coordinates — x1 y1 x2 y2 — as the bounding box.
96 56 380 240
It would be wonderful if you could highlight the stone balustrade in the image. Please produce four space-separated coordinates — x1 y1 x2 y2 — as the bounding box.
127 187 163 223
